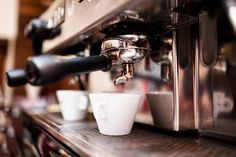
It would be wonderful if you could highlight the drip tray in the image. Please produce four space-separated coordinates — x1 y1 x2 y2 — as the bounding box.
23 111 236 157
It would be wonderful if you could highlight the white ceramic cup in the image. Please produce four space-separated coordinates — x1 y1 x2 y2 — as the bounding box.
56 90 89 121
89 93 142 136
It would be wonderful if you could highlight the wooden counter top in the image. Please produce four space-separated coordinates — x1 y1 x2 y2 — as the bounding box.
23 111 236 157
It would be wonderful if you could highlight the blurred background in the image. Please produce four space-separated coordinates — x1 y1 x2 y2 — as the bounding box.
0 0 78 109
0 1 76 156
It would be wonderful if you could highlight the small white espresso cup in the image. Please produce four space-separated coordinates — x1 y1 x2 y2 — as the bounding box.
89 93 141 136
56 90 89 121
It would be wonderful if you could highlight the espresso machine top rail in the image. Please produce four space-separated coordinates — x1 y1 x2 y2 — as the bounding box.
29 0 197 54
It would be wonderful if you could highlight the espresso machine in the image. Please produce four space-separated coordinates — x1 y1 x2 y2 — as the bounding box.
5 0 236 142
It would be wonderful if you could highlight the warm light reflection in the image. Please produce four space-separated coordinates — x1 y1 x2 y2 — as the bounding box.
228 6 236 33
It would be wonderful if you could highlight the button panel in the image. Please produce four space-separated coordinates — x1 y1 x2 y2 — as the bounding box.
53 1 65 28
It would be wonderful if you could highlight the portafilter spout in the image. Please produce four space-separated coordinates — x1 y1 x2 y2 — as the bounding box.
101 34 151 84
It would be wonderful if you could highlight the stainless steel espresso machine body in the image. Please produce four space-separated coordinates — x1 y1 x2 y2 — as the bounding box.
26 0 198 132
6 0 236 141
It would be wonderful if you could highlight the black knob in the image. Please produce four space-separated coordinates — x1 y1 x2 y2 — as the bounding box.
5 69 27 87
26 54 111 86
25 19 61 54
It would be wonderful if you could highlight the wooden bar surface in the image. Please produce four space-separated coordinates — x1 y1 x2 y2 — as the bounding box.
24 111 236 157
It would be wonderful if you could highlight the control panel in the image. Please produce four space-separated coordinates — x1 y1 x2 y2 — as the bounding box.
52 1 65 28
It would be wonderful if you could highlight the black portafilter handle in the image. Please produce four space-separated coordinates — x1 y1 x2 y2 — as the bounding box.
26 54 112 86
5 69 27 87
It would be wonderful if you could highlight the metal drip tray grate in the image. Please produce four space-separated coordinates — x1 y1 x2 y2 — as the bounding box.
23 112 236 157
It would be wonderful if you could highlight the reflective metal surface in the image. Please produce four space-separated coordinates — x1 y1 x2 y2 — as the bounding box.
22 0 236 139
144 23 196 131
39 0 196 53
198 11 236 138
101 34 150 84
23 111 236 157
23 0 198 132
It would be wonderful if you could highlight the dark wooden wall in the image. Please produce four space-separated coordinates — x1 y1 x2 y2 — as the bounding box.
13 0 52 96
0 40 8 89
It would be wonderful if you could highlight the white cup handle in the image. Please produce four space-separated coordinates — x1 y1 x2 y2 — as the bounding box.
94 102 107 121
98 105 107 120
77 95 88 110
